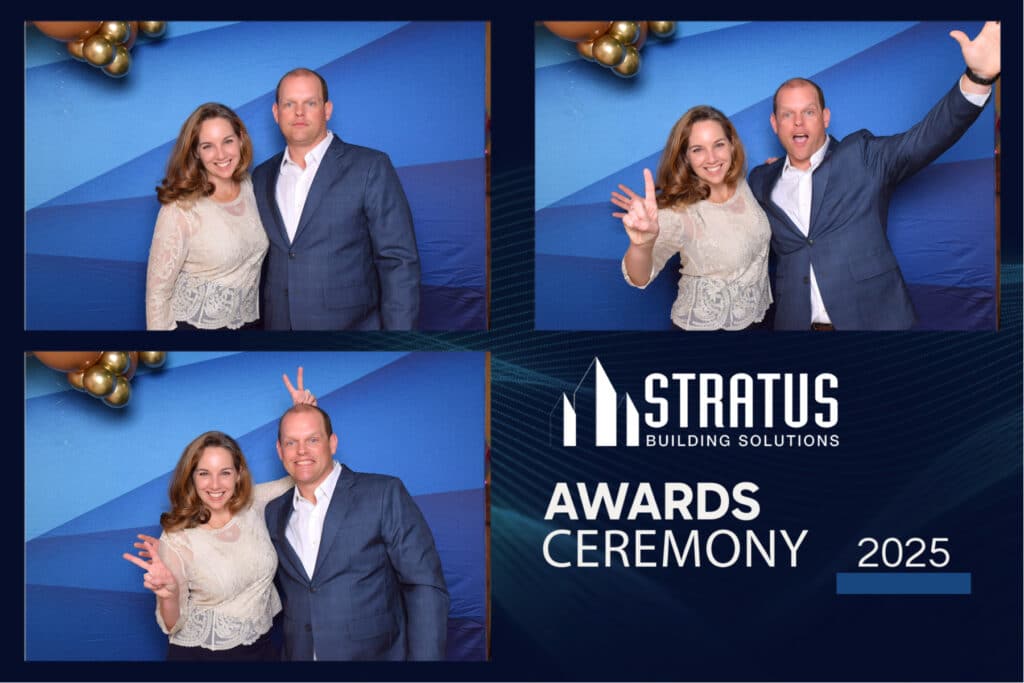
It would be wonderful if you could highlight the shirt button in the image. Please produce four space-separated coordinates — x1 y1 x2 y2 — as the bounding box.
289 251 296 259
807 238 814 246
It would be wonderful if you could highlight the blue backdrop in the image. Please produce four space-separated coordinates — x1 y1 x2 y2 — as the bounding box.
25 22 487 331
24 351 486 661
535 21 997 330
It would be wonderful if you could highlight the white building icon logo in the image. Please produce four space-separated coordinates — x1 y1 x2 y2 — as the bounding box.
560 357 639 447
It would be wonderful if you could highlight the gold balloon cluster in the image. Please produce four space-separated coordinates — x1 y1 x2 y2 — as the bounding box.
32 351 167 408
543 21 677 78
32 21 167 78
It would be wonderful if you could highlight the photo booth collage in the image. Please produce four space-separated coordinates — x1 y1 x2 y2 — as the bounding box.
21 18 1021 683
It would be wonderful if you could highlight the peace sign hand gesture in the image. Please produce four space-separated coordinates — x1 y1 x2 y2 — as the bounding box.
611 168 660 248
283 366 317 406
122 534 178 600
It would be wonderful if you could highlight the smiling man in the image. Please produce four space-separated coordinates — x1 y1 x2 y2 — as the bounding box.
252 67 421 330
264 403 449 661
748 21 1000 331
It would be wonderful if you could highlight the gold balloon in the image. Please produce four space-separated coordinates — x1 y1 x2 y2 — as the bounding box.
123 21 139 49
648 21 676 38
33 351 102 372
103 376 132 408
83 364 116 397
83 34 114 66
607 21 640 46
542 21 610 42
592 34 625 67
125 352 139 381
635 21 649 50
66 39 87 61
103 45 131 78
138 21 167 38
32 21 101 42
98 21 129 45
613 45 641 78
139 351 167 368
66 370 87 392
576 39 595 62
98 351 131 375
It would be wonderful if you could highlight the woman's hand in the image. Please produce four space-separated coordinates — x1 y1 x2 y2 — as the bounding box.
611 168 660 248
283 366 317 406
122 534 178 600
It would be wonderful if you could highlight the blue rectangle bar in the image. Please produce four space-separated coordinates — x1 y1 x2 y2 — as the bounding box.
836 572 971 595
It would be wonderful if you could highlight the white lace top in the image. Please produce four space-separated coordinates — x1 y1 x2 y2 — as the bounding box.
156 476 293 651
623 179 772 330
145 177 268 330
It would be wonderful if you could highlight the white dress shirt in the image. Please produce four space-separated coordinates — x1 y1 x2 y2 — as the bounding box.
771 139 832 325
275 131 334 243
285 460 343 581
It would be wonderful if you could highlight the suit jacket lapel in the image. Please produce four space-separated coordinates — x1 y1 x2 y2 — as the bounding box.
311 465 357 581
269 493 311 583
292 137 344 246
262 154 291 247
807 136 837 236
765 161 804 239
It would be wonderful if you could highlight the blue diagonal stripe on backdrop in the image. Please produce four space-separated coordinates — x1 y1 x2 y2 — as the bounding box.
27 196 159 260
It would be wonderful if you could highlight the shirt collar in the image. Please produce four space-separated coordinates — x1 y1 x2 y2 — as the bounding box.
291 460 343 508
782 136 830 174
280 130 335 171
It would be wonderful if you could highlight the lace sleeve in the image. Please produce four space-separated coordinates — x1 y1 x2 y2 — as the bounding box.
145 203 193 330
155 532 190 636
253 475 294 509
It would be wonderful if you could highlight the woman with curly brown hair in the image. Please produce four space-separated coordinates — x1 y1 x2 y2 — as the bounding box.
145 103 268 330
611 106 771 330
122 370 315 660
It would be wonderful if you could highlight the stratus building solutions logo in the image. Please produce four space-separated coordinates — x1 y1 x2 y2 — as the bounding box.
560 357 639 447
556 357 840 449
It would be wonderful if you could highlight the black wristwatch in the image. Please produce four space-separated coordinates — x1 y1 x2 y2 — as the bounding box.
964 66 999 86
